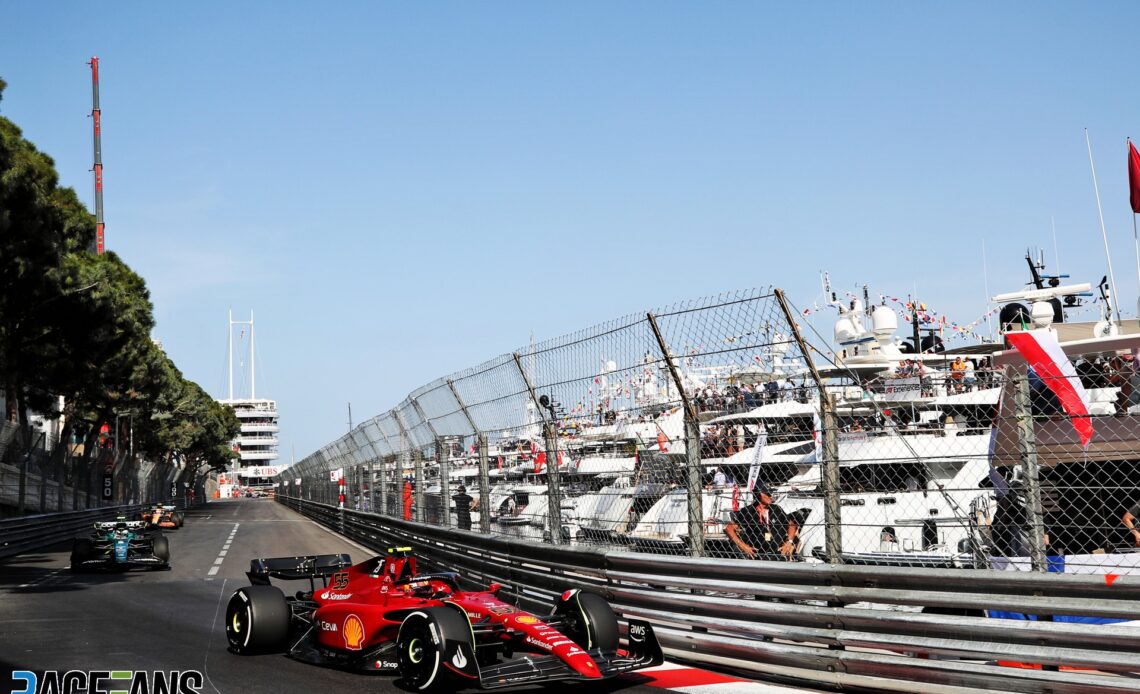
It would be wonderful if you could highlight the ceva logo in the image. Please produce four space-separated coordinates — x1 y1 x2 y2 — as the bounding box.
11 670 203 694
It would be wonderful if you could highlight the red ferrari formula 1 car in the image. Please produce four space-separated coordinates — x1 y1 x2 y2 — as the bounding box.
225 546 662 691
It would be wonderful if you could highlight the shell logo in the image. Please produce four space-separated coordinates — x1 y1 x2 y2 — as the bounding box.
343 614 365 650
515 615 539 625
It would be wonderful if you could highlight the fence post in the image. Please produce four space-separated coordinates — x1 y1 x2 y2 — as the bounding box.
18 447 28 514
372 426 397 517
411 398 447 527
775 288 842 564
477 435 490 534
448 379 491 535
1014 369 1049 572
646 312 703 558
413 448 425 524
513 353 563 545
368 457 375 513
394 411 413 521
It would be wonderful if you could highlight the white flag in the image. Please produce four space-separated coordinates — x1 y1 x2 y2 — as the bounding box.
746 425 767 491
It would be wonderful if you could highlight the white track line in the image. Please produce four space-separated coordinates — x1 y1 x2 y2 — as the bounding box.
206 523 239 578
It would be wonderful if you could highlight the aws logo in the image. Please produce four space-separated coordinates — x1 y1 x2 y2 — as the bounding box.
343 614 365 650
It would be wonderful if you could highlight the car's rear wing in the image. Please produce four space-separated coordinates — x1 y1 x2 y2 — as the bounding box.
246 553 352 586
95 521 148 531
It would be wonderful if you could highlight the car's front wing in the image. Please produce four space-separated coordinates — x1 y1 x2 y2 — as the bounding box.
475 620 663 689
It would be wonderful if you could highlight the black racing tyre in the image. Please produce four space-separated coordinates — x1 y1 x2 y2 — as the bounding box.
151 534 170 562
174 511 184 528
397 608 471 691
225 585 290 654
70 538 93 570
553 589 619 652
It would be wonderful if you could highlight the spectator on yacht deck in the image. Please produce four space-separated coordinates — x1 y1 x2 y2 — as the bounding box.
951 357 967 393
963 359 977 391
710 466 728 488
781 379 795 401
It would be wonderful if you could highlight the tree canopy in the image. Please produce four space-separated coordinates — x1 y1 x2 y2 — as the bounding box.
0 78 239 473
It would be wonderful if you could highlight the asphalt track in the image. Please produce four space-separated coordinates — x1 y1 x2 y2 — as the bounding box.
0 499 828 694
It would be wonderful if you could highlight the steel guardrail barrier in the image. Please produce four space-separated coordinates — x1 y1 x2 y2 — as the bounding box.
278 495 1140 693
0 504 147 560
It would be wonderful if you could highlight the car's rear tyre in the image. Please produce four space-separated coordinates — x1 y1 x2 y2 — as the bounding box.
554 589 619 652
397 608 472 691
70 538 93 571
174 512 184 528
226 585 290 654
151 534 170 562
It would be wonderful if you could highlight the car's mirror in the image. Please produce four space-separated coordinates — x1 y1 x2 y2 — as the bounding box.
488 582 503 594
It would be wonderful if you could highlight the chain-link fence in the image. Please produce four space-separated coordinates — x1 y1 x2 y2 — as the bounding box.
280 287 1140 575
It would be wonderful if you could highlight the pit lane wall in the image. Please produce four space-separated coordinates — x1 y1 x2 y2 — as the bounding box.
278 495 1140 694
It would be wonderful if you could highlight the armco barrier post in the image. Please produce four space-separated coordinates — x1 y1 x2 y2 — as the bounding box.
647 312 703 558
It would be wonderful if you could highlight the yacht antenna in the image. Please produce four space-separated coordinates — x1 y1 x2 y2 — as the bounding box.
250 310 256 399
1085 128 1120 323
982 239 993 341
1051 216 1061 277
227 308 234 400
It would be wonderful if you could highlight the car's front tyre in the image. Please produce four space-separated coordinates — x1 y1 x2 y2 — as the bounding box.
397 608 474 691
553 589 619 651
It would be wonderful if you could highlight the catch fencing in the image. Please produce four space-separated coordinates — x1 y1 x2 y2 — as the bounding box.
279 286 1140 577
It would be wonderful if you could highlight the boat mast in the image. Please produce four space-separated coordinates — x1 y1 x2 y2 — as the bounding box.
88 57 105 255
228 309 234 400
251 310 256 400
1085 128 1120 323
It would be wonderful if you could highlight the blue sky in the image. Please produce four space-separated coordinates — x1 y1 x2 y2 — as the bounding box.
3 2 1140 460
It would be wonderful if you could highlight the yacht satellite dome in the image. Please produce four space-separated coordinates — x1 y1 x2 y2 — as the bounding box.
999 302 1031 332
834 316 860 345
1030 300 1055 328
604 360 617 374
871 305 897 339
1094 320 1120 338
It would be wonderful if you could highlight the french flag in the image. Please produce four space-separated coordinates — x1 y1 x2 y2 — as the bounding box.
1005 329 1094 448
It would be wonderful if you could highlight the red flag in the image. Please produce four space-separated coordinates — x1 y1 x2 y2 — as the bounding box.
534 450 546 473
1005 329 1094 447
1130 141 1140 214
655 423 669 452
